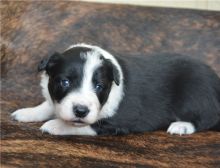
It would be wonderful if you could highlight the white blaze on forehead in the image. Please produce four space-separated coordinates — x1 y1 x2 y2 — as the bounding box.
68 43 123 81
81 51 102 92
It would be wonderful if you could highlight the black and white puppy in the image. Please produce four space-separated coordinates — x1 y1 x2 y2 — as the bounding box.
12 44 220 136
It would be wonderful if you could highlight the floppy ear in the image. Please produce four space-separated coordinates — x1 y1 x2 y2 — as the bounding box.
104 58 120 86
38 52 62 73
112 63 120 86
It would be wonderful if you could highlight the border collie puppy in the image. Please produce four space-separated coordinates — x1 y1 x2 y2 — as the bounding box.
11 44 220 136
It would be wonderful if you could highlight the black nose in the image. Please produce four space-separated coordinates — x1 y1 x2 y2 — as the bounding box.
73 105 89 118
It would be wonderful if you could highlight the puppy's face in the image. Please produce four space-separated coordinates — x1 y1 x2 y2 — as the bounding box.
39 47 119 126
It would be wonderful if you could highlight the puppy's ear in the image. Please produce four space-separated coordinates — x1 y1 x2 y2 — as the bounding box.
112 64 120 86
38 52 62 73
104 58 120 86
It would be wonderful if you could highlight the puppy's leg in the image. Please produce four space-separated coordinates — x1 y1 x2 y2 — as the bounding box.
11 101 54 122
167 121 196 135
40 119 97 136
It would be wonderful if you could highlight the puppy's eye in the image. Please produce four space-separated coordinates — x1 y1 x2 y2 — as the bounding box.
95 84 104 92
60 79 70 88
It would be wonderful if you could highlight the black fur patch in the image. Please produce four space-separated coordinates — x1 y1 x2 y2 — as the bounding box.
45 47 91 102
92 60 115 105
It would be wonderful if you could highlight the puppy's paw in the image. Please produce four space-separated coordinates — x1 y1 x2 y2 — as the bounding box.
11 102 54 122
11 108 38 122
40 119 69 135
167 121 196 135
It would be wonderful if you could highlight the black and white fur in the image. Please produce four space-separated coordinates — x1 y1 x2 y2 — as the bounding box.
11 44 220 136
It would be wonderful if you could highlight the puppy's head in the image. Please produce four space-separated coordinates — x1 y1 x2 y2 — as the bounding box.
39 45 122 126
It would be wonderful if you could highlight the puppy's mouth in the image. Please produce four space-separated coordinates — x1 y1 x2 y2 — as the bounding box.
73 120 84 123
66 119 88 127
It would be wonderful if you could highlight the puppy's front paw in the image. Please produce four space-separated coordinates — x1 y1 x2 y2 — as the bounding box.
167 121 196 135
11 108 37 122
11 102 54 122
40 119 69 135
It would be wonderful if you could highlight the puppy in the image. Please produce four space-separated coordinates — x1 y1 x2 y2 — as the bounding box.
11 44 220 136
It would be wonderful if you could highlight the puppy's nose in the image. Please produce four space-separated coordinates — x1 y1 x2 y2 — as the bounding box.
73 105 89 118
